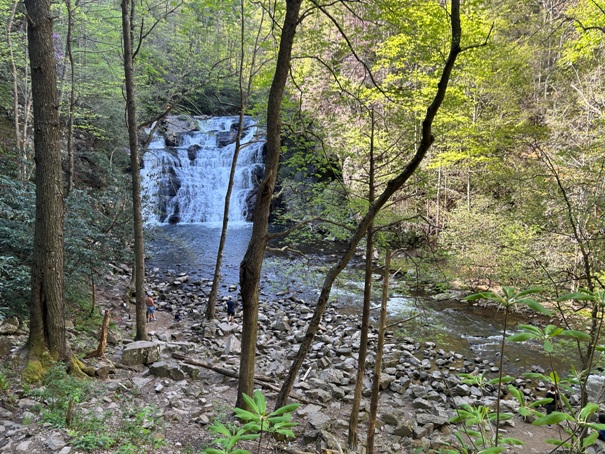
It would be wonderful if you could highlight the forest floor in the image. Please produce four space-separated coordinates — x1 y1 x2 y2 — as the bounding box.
0 273 575 454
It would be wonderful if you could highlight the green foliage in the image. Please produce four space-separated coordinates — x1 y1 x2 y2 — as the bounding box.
202 390 299 454
0 176 35 316
25 363 98 427
447 403 520 452
23 365 166 452
203 422 258 454
532 403 605 451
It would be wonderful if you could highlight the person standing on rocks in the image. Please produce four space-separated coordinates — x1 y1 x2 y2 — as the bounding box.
227 298 235 323
545 386 558 415
146 292 157 322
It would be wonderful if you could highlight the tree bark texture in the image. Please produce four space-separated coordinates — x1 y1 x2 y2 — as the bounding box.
366 250 390 454
237 0 303 408
275 0 462 409
348 110 376 449
25 0 67 361
121 0 147 341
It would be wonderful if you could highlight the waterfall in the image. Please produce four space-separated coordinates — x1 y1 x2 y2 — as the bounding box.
141 116 265 225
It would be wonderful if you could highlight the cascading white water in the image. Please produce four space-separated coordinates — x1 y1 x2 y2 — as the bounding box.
141 116 265 225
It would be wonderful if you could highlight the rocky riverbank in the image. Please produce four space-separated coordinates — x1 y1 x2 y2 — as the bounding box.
0 264 597 453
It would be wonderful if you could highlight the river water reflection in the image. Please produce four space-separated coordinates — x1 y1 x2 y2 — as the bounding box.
146 223 577 377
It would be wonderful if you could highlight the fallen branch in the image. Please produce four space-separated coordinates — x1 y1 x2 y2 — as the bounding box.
171 352 321 406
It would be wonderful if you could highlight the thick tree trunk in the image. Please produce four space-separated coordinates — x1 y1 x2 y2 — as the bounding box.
237 0 303 408
122 0 147 341
25 0 67 361
275 0 462 409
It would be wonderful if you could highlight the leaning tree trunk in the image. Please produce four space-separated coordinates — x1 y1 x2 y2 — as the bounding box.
122 0 147 341
275 0 462 409
237 0 303 408
25 0 67 362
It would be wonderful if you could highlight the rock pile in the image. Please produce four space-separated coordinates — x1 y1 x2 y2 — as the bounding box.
0 265 597 453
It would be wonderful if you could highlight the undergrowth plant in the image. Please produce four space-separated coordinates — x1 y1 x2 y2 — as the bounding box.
203 390 299 454
449 287 605 453
463 287 550 448
24 363 167 452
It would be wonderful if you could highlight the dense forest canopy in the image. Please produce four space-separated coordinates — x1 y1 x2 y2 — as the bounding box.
0 0 604 319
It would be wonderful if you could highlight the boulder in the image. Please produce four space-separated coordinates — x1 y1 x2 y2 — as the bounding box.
121 341 162 366
149 360 186 380
225 335 241 355
0 317 19 335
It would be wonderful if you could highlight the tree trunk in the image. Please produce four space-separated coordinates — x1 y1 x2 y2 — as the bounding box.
275 0 462 409
84 309 111 359
348 109 376 450
25 0 67 361
121 0 147 341
237 0 303 408
207 0 264 320
64 0 76 196
366 250 390 454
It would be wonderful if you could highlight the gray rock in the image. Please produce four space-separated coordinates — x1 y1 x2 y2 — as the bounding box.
0 338 12 357
587 375 605 403
154 361 186 380
393 422 413 437
409 384 428 398
45 432 66 451
225 335 241 355
416 412 449 427
0 318 19 335
412 398 434 411
121 341 162 365
306 409 331 430
380 412 401 426
379 373 396 390
587 439 605 454
15 440 32 452
451 384 471 397
17 399 38 410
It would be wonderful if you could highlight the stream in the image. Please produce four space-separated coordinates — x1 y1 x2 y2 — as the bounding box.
146 223 578 377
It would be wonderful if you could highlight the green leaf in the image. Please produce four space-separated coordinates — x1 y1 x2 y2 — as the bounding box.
522 372 549 380
557 292 594 302
203 449 224 454
544 438 568 446
543 339 553 353
208 423 232 437
518 324 542 335
252 390 267 415
269 403 300 417
534 412 574 425
241 393 260 414
499 437 524 445
579 402 600 420
234 408 258 422
516 288 545 297
465 292 495 301
242 422 261 432
478 448 506 454
561 330 591 340
508 333 534 342
523 299 552 315
582 431 599 448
